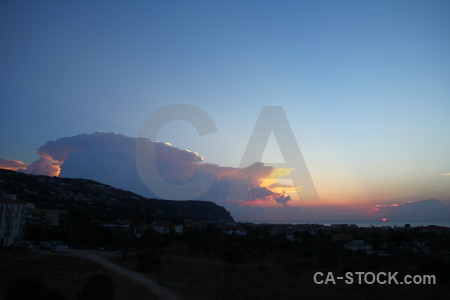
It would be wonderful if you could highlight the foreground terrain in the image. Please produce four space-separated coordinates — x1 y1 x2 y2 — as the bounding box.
0 249 158 300
1 241 450 300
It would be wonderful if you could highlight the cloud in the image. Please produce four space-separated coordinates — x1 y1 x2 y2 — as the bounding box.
200 162 292 206
274 194 291 206
368 199 450 221
247 186 274 201
0 158 28 171
25 158 60 176
441 173 450 176
9 132 448 221
21 132 292 206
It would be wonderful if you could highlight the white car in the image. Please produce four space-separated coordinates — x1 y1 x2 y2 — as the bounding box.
51 245 70 253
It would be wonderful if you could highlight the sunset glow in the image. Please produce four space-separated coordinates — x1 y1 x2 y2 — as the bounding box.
0 159 28 171
1 0 449 221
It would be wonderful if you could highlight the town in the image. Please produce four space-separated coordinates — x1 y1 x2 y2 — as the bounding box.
1 169 450 299
2 189 450 256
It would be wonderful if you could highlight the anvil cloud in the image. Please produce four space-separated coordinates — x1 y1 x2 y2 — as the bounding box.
2 132 292 206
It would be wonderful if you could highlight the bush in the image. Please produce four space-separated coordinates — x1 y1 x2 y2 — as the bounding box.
77 274 115 300
6 276 68 300
142 229 163 249
317 247 337 268
137 250 162 271
224 246 244 264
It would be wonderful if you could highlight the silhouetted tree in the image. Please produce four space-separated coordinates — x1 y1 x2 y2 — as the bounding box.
224 246 244 264
6 276 68 300
142 228 163 249
137 250 162 271
77 274 115 300
317 247 337 267
113 230 132 258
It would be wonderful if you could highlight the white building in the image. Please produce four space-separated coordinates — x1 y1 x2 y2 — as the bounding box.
344 240 373 252
225 229 248 236
151 222 184 235
173 225 183 235
286 232 302 242
0 194 27 247
152 222 173 235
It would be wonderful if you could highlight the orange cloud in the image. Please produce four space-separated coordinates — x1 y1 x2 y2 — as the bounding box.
236 198 285 207
368 200 424 215
25 158 60 177
367 199 450 221
0 158 28 171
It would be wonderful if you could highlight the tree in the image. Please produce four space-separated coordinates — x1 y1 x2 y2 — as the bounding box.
142 228 163 249
317 247 337 267
137 250 162 271
6 276 68 300
224 246 244 264
77 274 115 300
113 230 132 259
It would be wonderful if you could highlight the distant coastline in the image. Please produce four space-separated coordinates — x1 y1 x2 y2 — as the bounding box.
239 220 450 228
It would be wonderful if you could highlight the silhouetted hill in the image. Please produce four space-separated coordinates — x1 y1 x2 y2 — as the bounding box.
0 168 234 223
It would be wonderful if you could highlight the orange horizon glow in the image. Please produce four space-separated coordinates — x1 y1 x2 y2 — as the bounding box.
0 159 28 171
367 200 426 215
233 198 285 207
0 166 26 171
39 154 62 177
52 165 61 177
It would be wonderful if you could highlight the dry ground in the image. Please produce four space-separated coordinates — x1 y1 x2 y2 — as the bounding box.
2 246 449 300
0 249 158 300
113 244 450 300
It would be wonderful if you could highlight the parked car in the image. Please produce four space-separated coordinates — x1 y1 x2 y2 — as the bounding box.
51 245 70 253
18 242 33 249
40 242 52 250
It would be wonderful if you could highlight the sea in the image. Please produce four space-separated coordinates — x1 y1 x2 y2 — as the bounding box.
239 220 450 228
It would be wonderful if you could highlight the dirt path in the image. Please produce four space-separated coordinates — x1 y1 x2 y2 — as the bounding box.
70 250 181 300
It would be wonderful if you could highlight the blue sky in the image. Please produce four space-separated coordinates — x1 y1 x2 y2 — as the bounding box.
1 0 449 211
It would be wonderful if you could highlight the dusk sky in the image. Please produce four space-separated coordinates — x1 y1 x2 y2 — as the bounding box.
1 1 449 220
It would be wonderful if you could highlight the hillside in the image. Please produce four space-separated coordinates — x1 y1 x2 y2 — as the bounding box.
0 168 234 223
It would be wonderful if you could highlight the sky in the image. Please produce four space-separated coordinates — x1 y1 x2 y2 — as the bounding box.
1 0 449 220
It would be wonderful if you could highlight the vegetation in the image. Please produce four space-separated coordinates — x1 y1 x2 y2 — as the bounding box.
5 275 68 300
0 168 234 225
137 250 162 271
77 274 116 300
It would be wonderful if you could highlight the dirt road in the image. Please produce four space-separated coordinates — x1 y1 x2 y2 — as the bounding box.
69 250 181 300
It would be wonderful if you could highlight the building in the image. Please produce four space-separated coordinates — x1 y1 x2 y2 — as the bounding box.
152 221 173 235
150 222 184 235
344 240 373 252
173 225 184 235
225 228 248 236
286 232 302 242
332 232 353 242
0 194 27 247
25 205 68 228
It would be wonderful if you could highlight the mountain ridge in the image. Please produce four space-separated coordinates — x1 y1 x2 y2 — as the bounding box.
0 168 234 223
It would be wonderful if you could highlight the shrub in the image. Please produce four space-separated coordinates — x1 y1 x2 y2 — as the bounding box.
6 276 68 300
137 250 162 271
224 246 244 264
77 274 115 300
